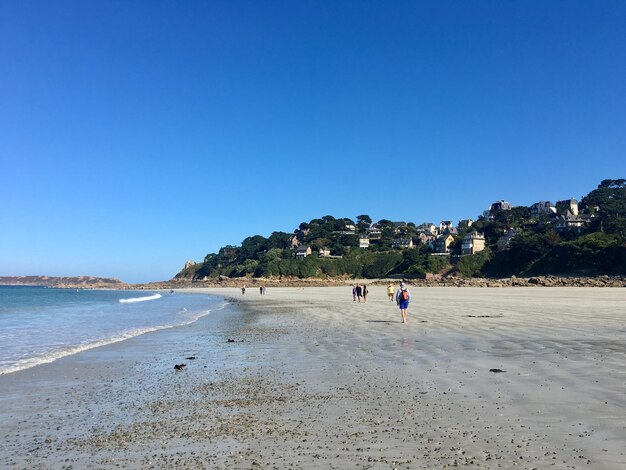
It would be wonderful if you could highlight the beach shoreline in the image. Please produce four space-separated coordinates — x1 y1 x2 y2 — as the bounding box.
140 274 626 290
1 286 625 468
5 273 623 290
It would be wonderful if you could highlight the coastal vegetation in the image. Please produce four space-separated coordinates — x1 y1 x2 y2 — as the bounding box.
177 179 626 281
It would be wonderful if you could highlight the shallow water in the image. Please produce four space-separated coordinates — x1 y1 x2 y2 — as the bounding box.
0 286 225 374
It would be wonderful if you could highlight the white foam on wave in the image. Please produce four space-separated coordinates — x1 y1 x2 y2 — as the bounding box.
119 293 162 303
0 301 229 376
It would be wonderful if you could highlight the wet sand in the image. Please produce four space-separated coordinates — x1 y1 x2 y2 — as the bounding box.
1 287 625 469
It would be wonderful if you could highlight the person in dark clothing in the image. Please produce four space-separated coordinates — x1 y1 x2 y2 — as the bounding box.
355 283 363 303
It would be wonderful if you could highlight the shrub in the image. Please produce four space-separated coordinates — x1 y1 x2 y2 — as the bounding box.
456 249 492 278
426 255 450 274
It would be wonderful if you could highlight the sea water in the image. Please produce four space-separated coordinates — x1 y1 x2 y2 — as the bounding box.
0 286 225 375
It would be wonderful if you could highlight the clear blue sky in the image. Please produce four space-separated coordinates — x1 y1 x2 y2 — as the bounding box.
1 1 625 283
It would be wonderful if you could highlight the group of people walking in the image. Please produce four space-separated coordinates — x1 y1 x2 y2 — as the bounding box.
243 281 411 324
355 282 411 324
241 285 267 295
351 283 369 303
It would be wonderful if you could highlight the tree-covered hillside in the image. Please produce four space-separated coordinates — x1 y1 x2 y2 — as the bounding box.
176 179 626 280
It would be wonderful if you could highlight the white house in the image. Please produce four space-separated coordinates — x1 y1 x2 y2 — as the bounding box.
439 221 453 233
530 201 556 217
319 248 331 257
367 226 382 239
296 245 312 258
461 232 486 255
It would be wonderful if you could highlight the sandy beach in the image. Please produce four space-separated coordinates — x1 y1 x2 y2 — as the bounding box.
1 286 625 469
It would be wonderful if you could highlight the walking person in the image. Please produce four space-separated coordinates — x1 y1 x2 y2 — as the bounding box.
241 285 246 295
362 284 368 303
352 284 357 301
259 286 263 295
355 283 363 303
395 282 411 323
387 284 394 301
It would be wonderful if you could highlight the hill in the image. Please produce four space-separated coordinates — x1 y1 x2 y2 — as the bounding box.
176 179 626 281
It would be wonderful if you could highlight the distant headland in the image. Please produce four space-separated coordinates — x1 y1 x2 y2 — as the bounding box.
0 276 126 289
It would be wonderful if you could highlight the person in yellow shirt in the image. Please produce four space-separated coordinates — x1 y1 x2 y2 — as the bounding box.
387 284 394 301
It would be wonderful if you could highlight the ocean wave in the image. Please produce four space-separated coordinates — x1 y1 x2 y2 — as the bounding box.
0 302 229 376
118 293 162 303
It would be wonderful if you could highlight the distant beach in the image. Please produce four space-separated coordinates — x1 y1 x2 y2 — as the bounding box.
1 286 625 468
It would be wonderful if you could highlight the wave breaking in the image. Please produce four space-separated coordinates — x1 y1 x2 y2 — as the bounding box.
119 293 162 303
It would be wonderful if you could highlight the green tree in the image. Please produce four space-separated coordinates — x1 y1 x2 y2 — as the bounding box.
377 219 396 241
425 255 450 274
492 206 529 229
391 246 429 277
240 235 268 261
310 238 329 252
484 231 559 276
362 252 403 278
402 247 424 266
456 249 492 277
216 246 240 266
298 256 320 277
582 179 626 235
254 248 284 277
356 214 372 233
267 231 292 250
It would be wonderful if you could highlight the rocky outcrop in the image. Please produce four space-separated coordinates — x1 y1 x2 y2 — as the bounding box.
136 274 626 290
393 275 626 288
184 260 196 270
